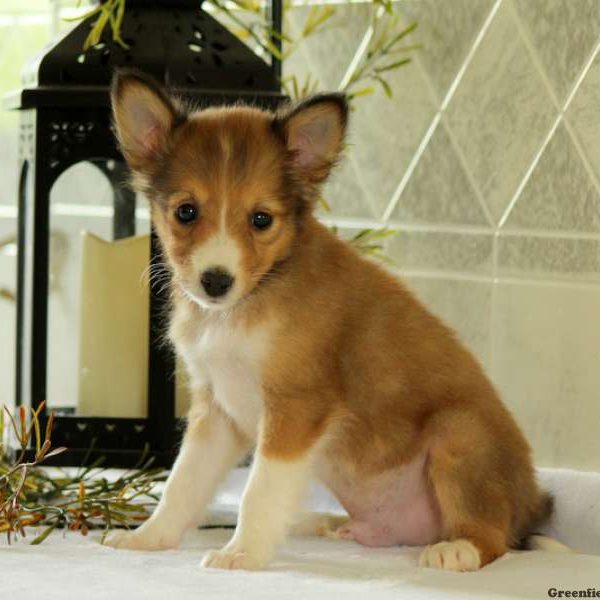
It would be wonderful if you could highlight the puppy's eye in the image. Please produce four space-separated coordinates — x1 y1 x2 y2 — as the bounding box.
175 203 198 224
251 211 273 231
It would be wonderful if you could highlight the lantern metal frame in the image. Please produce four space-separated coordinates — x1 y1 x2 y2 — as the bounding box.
4 0 286 467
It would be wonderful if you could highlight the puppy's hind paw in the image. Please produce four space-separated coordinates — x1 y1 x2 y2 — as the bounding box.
419 539 482 572
290 513 350 538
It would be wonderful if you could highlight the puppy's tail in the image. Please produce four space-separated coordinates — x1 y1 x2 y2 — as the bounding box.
520 491 574 553
527 534 573 553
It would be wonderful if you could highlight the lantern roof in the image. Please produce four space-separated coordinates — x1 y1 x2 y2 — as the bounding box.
4 0 282 110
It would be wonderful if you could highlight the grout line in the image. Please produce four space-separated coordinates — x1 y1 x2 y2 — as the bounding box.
563 35 600 112
338 5 384 91
562 116 600 201
383 221 493 235
5 205 600 241
381 0 503 222
498 115 562 229
411 51 495 227
494 275 600 291
440 0 504 112
440 117 496 227
499 20 600 227
500 228 600 241
510 0 600 201
320 215 387 230
507 0 560 107
381 113 441 221
398 268 600 291
394 268 493 284
1 204 494 234
412 51 444 108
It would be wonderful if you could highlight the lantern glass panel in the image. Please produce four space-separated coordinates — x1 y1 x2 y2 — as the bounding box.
46 161 152 418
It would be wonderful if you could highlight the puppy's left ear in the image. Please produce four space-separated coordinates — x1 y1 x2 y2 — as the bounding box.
275 94 348 184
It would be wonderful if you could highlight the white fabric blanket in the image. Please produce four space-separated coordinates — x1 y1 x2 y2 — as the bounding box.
1 467 599 600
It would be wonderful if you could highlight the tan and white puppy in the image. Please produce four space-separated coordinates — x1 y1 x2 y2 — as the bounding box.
105 70 554 572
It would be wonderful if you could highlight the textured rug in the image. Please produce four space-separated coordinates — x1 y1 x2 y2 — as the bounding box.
2 467 599 600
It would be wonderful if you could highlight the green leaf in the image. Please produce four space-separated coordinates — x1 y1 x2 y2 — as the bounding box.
347 87 375 100
62 3 103 23
375 58 411 73
30 521 59 545
374 75 393 98
318 196 331 213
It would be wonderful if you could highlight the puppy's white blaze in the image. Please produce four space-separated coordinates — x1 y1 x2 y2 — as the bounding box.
192 231 241 278
192 201 240 290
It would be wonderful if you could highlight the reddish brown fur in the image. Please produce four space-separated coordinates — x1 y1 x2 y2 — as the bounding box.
111 70 552 569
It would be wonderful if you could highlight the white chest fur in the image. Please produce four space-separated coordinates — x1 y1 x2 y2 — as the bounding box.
178 315 270 441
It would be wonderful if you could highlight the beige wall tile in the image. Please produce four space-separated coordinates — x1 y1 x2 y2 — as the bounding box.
492 281 600 470
503 124 600 232
445 2 556 223
322 155 379 220
401 0 496 101
284 4 372 91
498 234 600 283
403 275 492 369
513 0 600 102
346 61 438 219
567 52 600 183
387 230 493 275
391 121 488 226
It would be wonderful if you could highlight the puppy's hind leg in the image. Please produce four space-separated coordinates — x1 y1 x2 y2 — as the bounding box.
290 513 350 538
419 413 512 572
104 392 248 551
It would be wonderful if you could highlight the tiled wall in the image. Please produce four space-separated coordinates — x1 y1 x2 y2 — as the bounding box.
1 1 600 470
289 0 600 471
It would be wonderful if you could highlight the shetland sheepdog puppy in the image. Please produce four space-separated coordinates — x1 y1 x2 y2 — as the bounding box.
105 69 553 572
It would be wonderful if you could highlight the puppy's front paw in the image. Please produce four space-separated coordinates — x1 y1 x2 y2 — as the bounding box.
201 547 267 571
103 527 178 551
419 540 481 572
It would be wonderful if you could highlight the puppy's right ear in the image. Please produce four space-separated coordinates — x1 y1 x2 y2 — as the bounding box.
111 70 184 172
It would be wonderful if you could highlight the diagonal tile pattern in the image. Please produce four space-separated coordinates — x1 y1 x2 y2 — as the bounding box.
389 122 488 226
503 124 600 232
400 0 496 104
316 0 600 277
308 0 600 470
444 1 556 224
513 0 600 104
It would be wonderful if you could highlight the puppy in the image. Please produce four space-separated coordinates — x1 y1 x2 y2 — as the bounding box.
105 69 553 572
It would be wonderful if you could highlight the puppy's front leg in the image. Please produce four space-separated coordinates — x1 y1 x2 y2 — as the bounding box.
105 390 248 551
202 412 319 570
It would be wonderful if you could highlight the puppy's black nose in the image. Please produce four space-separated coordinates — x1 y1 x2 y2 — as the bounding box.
201 268 234 298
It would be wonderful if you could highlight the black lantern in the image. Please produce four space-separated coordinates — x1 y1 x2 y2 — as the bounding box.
4 0 285 467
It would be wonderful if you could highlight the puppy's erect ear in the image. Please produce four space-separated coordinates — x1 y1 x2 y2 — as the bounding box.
111 69 184 172
275 94 348 183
